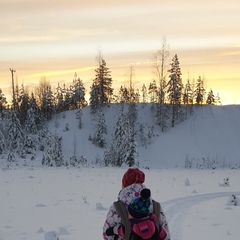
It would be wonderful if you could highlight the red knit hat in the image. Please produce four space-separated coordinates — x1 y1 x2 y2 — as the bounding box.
122 168 145 188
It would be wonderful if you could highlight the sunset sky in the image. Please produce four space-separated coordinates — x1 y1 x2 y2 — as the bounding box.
1 0 239 105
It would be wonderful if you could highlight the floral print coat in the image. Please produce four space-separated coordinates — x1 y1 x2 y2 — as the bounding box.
103 183 171 240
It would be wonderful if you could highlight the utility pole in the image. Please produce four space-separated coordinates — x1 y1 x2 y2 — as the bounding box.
9 68 16 110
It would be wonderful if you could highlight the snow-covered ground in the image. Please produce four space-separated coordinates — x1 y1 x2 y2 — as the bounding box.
1 104 240 239
1 167 239 240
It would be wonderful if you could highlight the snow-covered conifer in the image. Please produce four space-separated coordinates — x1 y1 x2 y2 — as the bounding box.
7 110 24 152
75 108 83 129
92 107 107 148
42 133 63 167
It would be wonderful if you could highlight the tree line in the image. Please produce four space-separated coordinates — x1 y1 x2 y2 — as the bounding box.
0 43 222 167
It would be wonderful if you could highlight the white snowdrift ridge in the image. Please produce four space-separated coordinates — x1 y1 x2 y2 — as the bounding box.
48 104 240 169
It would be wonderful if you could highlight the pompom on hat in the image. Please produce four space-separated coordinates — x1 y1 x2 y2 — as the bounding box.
128 188 151 219
122 168 145 188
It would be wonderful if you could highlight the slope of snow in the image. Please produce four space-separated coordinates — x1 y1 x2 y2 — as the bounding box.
48 104 240 169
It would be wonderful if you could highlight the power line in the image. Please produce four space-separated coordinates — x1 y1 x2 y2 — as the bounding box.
9 68 16 109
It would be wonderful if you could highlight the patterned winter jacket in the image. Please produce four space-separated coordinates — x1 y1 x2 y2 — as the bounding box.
103 183 171 240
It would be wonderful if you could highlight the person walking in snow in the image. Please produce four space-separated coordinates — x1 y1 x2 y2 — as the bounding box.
103 168 171 240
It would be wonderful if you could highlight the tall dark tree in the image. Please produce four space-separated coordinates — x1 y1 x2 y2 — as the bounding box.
194 76 205 105
148 80 158 103
75 108 83 129
64 87 72 111
183 79 194 117
0 120 5 154
206 89 215 105
89 83 100 113
0 89 7 115
90 58 113 109
41 86 54 120
55 83 65 113
167 54 183 127
119 85 130 103
72 74 87 109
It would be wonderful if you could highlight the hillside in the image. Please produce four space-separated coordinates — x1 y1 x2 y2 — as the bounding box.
48 104 240 169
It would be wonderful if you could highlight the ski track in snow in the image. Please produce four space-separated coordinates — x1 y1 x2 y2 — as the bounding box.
161 191 240 240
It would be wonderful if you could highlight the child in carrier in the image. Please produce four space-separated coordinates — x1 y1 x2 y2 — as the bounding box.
103 168 171 240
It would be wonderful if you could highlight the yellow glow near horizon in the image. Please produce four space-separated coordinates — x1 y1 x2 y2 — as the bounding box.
29 66 96 78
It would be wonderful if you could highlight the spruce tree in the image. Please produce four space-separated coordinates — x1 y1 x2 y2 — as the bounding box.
194 76 206 105
7 110 24 152
0 120 5 154
55 83 64 113
206 89 215 105
167 54 183 127
42 133 63 167
92 107 107 148
72 74 87 109
0 89 7 115
75 108 83 129
104 104 126 166
25 93 41 134
90 58 113 109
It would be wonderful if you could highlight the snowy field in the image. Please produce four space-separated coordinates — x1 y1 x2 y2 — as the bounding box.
1 167 240 240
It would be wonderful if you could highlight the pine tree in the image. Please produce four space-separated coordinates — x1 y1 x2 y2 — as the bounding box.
124 103 138 166
20 135 36 158
0 89 7 115
104 104 137 167
75 108 83 129
89 83 100 113
167 54 183 127
92 107 107 148
25 93 41 134
104 104 127 166
7 110 24 152
183 79 194 117
72 74 87 109
206 89 215 105
64 88 72 111
155 103 170 132
138 124 148 148
141 84 147 103
194 76 206 105
148 80 158 103
122 118 138 167
55 83 65 113
90 58 113 109
0 120 5 154
42 133 63 167
119 86 130 103
41 86 54 120
215 93 222 106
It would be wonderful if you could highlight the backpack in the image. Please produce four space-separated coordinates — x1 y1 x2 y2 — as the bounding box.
114 200 161 240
